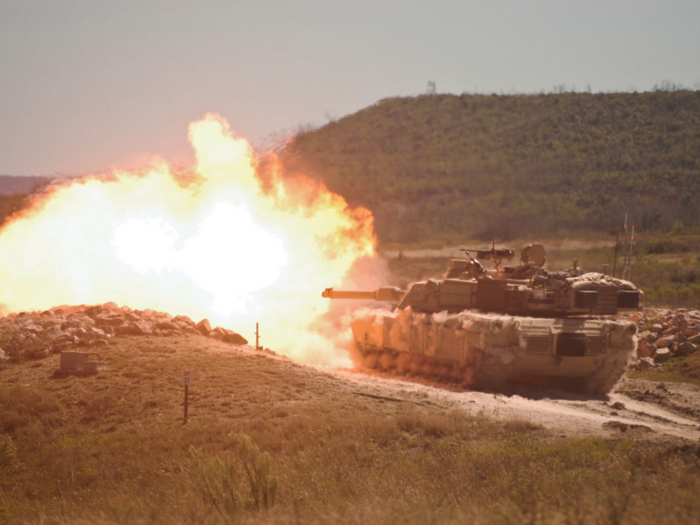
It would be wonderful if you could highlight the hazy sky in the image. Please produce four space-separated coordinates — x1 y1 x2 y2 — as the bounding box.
2 0 699 176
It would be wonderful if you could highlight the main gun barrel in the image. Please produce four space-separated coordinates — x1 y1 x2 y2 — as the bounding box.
322 286 406 302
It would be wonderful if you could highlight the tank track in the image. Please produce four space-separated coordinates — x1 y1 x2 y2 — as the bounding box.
583 348 632 394
350 308 636 395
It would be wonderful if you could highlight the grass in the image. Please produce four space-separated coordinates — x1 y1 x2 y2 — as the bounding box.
1 335 700 523
628 351 700 386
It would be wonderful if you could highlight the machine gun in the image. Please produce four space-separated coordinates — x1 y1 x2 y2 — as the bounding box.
461 242 515 269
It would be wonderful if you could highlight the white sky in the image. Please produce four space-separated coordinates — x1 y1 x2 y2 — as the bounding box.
1 0 699 176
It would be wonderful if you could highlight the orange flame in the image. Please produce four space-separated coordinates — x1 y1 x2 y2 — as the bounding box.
0 113 375 366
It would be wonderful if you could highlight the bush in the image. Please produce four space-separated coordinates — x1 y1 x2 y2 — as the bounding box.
0 327 50 360
232 432 277 511
0 385 62 434
641 239 691 255
189 432 277 518
189 445 241 517
0 435 20 476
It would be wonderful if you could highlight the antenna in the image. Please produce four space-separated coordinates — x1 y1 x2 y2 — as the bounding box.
427 81 436 95
621 225 634 281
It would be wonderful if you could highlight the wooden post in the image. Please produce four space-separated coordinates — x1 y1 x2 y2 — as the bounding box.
622 225 634 281
181 370 193 423
256 322 261 350
184 383 189 423
612 228 620 278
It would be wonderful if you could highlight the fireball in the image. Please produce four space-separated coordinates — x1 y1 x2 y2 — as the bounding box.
0 114 375 366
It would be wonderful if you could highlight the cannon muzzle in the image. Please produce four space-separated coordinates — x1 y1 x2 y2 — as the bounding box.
322 286 406 302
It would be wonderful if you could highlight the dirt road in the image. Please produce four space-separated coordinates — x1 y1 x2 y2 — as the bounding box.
330 369 700 442
382 238 616 259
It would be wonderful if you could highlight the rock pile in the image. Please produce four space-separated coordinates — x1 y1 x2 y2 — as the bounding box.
0 302 248 362
623 308 700 363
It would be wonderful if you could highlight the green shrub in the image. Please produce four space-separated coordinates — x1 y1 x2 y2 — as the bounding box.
640 239 691 255
189 445 242 517
231 432 277 511
0 434 20 476
0 327 50 360
0 385 62 434
189 432 277 518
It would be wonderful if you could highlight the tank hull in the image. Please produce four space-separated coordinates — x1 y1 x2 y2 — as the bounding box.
350 307 637 394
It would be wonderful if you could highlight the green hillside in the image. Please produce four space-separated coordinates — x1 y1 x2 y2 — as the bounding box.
281 90 700 244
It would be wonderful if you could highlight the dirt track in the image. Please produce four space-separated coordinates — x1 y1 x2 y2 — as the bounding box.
329 368 700 442
382 238 616 260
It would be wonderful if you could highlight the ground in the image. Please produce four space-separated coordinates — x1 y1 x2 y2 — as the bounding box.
332 364 700 443
3 332 700 524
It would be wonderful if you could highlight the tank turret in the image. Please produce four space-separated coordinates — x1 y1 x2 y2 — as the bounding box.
324 244 642 317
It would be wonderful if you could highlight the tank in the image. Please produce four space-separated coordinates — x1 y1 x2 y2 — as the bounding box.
323 244 642 394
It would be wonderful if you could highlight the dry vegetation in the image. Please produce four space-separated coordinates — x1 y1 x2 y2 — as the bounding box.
2 335 700 524
629 349 700 386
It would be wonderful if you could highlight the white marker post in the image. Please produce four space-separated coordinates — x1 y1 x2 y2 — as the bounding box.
181 370 193 422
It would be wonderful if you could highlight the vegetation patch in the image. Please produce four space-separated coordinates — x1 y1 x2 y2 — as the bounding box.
283 91 700 244
628 351 700 386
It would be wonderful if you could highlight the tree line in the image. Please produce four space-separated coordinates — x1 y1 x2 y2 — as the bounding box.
281 90 700 243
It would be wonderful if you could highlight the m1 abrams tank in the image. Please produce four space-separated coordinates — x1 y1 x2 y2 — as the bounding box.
323 244 642 394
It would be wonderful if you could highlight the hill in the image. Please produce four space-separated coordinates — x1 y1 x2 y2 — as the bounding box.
0 176 53 229
0 175 52 196
281 90 700 244
2 306 700 523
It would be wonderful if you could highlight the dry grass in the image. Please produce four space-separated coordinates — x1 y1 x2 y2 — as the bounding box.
1 335 700 524
628 351 700 386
